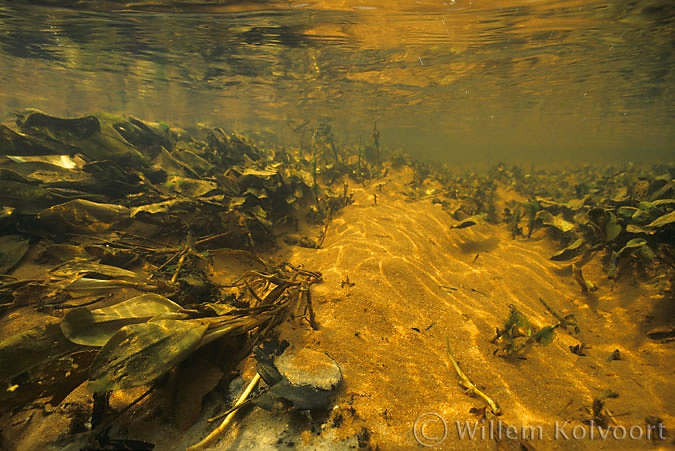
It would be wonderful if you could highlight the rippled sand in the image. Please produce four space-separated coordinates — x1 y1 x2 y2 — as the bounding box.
4 168 673 451
260 169 674 450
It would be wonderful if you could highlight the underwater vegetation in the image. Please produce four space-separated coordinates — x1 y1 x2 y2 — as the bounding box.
0 110 393 448
402 157 675 294
0 110 673 449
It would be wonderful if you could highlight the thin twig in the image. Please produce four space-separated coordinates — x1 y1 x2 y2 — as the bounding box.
170 250 188 285
445 336 501 416
187 372 261 450
303 285 319 330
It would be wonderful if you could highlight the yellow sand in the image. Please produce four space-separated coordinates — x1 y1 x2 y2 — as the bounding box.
264 168 674 450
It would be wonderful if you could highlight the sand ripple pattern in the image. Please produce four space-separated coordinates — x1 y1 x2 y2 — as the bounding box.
285 188 674 450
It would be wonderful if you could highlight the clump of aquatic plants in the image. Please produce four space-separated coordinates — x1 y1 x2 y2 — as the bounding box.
410 158 674 288
520 163 674 285
0 256 321 443
491 305 559 358
582 390 620 429
0 110 361 448
0 109 397 449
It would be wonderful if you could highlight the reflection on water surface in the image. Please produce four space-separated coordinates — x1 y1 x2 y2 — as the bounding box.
0 0 673 163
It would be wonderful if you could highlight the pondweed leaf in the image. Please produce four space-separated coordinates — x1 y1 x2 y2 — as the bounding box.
88 319 208 392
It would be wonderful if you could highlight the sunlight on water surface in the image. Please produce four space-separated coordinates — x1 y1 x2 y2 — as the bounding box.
0 0 672 164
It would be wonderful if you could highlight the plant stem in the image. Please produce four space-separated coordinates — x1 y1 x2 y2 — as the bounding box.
446 336 501 416
187 372 261 450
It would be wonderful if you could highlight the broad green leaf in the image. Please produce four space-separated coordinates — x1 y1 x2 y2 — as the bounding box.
248 204 272 226
228 196 246 210
625 224 653 235
60 294 182 346
0 124 58 156
650 199 675 208
18 110 100 141
616 206 638 221
533 325 557 346
165 175 217 197
0 235 30 274
242 187 266 199
0 180 52 211
239 168 279 178
646 210 675 229
604 212 621 242
550 237 584 261
88 319 209 392
538 210 575 233
586 208 621 242
37 199 130 233
130 199 174 216
64 277 159 296
611 187 629 202
451 213 487 229
564 198 585 211
619 238 648 254
50 260 140 280
632 207 655 224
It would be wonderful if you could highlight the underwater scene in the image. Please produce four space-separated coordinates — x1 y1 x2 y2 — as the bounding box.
0 1 673 450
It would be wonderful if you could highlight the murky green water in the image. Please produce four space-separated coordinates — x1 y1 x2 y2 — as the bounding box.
0 0 672 164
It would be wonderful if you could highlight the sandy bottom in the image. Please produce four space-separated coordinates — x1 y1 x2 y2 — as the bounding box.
2 168 674 451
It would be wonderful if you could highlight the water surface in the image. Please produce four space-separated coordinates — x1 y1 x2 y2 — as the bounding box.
0 0 672 164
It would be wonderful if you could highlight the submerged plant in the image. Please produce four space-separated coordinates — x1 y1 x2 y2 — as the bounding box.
492 305 559 358
446 337 501 417
583 391 619 429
